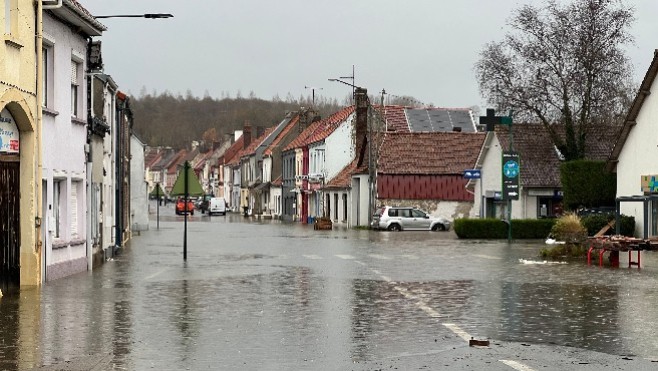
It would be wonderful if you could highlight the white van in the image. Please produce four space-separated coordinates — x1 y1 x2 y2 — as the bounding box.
208 197 226 216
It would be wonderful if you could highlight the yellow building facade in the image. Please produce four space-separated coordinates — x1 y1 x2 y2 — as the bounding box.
1 0 41 286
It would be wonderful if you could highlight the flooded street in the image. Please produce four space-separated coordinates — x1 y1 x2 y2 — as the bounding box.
3 203 658 370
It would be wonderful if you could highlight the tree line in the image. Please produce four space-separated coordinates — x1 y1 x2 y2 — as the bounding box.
130 89 344 149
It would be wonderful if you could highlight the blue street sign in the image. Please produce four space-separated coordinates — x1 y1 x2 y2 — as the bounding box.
463 169 481 179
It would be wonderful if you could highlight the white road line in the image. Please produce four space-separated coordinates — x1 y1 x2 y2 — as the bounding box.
499 360 536 371
354 260 367 266
302 254 323 260
416 302 441 318
473 254 502 260
369 254 392 260
144 269 167 281
442 323 472 342
335 254 355 260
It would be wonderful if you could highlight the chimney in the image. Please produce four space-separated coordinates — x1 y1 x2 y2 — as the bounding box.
243 122 252 149
355 87 368 167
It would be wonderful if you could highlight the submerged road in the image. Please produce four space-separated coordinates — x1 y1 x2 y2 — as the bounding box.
2 204 658 370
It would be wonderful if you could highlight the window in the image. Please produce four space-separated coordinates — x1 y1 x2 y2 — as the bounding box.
70 181 80 238
53 181 62 238
411 209 426 218
334 194 338 220
71 60 80 116
342 194 347 221
42 46 54 107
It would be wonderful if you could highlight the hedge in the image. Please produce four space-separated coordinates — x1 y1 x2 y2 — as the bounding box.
454 218 555 239
580 214 635 237
560 160 616 210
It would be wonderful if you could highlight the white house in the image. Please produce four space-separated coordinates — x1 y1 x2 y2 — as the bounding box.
607 50 658 238
41 3 105 281
130 134 149 232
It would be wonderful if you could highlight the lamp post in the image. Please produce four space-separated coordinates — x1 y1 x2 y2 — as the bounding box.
95 13 173 19
87 11 173 259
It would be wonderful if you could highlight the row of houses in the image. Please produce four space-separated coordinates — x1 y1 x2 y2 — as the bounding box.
147 49 658 240
1 0 148 289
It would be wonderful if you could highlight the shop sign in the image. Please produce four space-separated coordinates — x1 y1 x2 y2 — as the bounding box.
0 108 19 154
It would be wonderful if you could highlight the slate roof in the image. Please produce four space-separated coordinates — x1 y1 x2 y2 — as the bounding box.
377 132 485 175
607 49 658 171
494 123 619 188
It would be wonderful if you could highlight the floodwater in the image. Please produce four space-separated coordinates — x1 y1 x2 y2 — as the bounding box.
2 205 658 370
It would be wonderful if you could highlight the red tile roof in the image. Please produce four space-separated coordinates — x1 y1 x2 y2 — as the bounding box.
283 106 355 151
377 132 485 175
227 126 276 166
264 115 300 156
222 135 244 165
283 119 325 152
324 159 357 189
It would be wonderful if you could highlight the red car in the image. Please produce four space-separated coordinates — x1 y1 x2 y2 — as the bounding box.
175 197 195 215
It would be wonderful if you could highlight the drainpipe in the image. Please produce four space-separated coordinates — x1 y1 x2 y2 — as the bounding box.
85 36 94 269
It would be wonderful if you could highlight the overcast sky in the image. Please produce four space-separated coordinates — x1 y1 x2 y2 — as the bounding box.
81 0 658 110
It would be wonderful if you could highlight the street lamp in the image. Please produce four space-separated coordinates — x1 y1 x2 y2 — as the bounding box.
95 13 173 19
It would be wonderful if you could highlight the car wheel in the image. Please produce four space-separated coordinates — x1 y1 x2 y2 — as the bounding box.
387 224 401 231
432 224 446 232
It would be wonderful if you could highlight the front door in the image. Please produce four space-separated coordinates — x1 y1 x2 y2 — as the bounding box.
0 158 20 291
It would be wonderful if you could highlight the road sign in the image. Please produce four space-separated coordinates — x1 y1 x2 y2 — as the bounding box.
502 151 520 200
463 169 481 179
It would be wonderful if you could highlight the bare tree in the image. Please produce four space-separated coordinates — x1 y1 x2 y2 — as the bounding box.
475 0 635 160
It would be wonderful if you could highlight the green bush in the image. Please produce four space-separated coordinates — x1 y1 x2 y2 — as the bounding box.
454 218 555 239
560 160 616 210
581 214 635 236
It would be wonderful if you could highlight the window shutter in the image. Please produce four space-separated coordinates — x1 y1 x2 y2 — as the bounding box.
71 183 78 237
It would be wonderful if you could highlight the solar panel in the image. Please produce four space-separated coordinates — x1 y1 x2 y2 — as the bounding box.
405 108 475 132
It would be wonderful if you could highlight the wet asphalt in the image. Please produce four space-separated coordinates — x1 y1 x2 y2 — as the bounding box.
2 201 658 370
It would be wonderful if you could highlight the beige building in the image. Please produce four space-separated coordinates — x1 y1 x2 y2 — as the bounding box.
1 0 40 287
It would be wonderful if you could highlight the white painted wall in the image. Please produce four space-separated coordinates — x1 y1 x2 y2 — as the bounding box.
130 135 149 231
475 132 530 220
41 13 89 279
616 75 658 237
325 113 354 180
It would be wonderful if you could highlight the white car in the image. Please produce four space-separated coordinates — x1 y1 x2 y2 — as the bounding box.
208 197 226 216
371 206 450 231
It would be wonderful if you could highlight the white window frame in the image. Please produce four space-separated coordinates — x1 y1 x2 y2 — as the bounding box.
70 181 80 238
70 59 81 117
53 180 62 239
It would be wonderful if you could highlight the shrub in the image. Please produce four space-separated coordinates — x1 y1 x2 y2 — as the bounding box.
454 218 555 239
550 213 587 243
560 160 616 210
581 214 636 236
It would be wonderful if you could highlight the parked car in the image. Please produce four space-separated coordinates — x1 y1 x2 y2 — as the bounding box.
371 206 450 231
208 197 227 215
175 197 195 215
197 194 214 214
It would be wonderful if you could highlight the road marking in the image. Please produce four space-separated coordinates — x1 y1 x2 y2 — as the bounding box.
442 323 472 342
499 360 536 371
369 254 392 260
354 260 367 266
473 254 502 260
144 269 167 281
303 254 323 260
335 254 355 260
416 301 441 318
